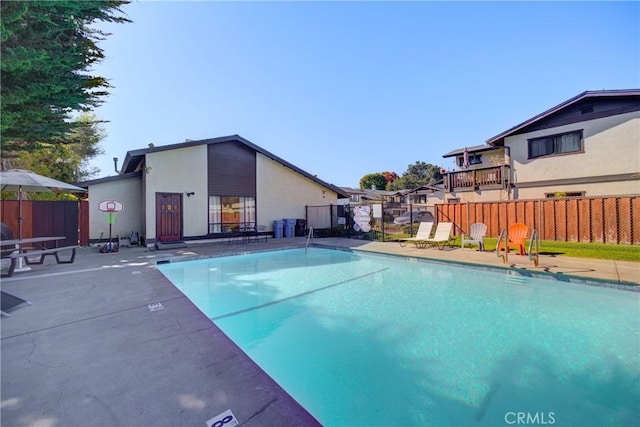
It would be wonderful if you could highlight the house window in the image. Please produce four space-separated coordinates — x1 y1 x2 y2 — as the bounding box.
209 196 256 233
528 130 583 159
457 154 482 167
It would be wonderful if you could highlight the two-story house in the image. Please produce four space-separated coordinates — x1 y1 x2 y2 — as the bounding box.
441 89 640 202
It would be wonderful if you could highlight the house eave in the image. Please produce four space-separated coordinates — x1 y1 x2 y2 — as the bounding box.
76 171 143 188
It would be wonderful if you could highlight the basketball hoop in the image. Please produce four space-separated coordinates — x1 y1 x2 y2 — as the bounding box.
98 200 124 213
98 200 124 253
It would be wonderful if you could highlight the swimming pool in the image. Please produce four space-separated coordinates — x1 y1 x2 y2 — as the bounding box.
158 247 640 426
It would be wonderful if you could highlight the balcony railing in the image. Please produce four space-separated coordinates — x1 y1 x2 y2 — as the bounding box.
443 165 510 192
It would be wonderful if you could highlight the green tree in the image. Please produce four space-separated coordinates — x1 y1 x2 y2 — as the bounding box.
387 161 442 190
387 176 408 191
1 0 130 154
14 113 105 182
359 173 388 190
66 113 106 180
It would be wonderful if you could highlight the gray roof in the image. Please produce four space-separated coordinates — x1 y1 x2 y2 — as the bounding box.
339 187 366 195
442 144 496 158
118 135 348 198
485 89 640 146
406 184 444 194
359 189 395 200
76 171 142 188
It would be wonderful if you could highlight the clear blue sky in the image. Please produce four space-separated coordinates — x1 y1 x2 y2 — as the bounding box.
90 1 639 188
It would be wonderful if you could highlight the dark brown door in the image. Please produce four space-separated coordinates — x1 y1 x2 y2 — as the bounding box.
156 193 182 242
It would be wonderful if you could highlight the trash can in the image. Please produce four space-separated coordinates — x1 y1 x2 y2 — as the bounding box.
283 218 296 238
273 220 284 239
295 219 307 236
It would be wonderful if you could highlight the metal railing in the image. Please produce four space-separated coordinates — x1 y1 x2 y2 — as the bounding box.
496 228 508 264
528 229 539 267
497 227 540 267
305 226 314 251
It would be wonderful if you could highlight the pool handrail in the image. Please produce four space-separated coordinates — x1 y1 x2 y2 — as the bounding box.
528 228 539 267
496 228 508 264
306 226 314 251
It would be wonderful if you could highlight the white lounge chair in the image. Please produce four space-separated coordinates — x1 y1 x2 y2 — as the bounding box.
423 222 454 250
461 222 487 251
398 222 433 248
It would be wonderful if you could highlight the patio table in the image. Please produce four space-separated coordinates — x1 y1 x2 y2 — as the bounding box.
1 236 68 273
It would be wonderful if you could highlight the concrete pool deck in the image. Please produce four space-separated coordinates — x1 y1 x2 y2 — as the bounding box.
1 237 638 427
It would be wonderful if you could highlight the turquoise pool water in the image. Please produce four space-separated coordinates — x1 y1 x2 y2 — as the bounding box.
158 248 640 426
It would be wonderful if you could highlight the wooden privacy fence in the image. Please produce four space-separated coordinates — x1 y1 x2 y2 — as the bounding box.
0 200 89 246
435 195 640 245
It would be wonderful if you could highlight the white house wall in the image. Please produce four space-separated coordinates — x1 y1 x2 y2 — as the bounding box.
256 153 338 230
88 177 142 241
446 189 510 203
506 111 640 197
144 144 209 241
481 149 508 167
515 180 639 199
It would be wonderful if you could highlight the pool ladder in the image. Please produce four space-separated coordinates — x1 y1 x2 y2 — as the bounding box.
496 228 509 264
496 228 539 267
305 226 314 251
528 229 539 267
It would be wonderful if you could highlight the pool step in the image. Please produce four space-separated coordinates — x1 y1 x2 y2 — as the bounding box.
505 272 528 285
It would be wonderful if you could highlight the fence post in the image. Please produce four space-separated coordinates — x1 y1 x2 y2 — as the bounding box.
330 204 334 236
537 199 542 247
465 201 470 235
381 200 385 242
409 202 414 237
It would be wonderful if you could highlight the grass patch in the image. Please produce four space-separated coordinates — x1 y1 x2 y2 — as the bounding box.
483 238 640 262
384 234 639 262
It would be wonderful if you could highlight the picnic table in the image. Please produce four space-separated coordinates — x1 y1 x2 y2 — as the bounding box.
1 236 78 277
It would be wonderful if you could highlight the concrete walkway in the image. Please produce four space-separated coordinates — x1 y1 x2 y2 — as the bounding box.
1 238 638 427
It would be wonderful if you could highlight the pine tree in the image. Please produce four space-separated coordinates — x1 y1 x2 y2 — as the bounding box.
1 1 130 153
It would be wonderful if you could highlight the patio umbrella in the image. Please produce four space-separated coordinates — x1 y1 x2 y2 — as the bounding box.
462 147 470 169
0 169 86 240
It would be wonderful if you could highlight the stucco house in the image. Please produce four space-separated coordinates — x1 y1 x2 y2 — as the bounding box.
79 135 348 246
337 187 367 206
441 89 640 202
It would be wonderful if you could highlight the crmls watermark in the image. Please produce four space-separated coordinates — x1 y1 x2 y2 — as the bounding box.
504 412 556 425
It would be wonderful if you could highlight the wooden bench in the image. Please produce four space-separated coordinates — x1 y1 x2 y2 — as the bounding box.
2 246 78 277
